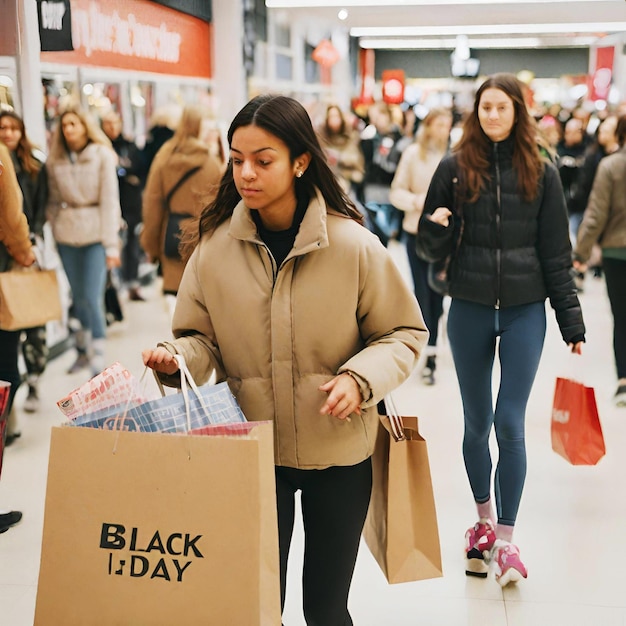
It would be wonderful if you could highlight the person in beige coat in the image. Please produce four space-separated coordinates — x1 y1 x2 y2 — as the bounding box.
574 113 626 406
140 104 222 316
46 106 121 376
390 107 452 384
143 95 428 625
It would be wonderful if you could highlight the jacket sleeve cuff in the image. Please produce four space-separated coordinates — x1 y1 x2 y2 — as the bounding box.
339 369 372 404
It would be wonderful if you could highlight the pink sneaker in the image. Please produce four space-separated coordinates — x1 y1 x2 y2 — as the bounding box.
491 540 528 586
465 518 496 577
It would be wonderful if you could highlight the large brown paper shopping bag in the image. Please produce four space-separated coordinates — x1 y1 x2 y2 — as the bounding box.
551 377 606 466
363 414 442 584
34 422 281 625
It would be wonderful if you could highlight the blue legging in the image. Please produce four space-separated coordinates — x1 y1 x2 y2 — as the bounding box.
447 299 546 526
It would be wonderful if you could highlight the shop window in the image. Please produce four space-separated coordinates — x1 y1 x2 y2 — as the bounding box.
276 54 292 81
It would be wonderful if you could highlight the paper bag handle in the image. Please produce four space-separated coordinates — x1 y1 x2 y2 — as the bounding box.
383 394 406 442
152 354 212 433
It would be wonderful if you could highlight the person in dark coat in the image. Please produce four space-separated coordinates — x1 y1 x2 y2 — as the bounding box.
416 73 585 587
102 111 145 301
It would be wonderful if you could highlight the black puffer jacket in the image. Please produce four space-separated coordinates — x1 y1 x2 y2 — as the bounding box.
416 137 585 344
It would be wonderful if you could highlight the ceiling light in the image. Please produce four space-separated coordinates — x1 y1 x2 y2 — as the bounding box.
357 36 598 49
267 0 606 6
338 8 348 19
351 22 626 37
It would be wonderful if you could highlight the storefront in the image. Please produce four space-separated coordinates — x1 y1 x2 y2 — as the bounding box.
38 0 214 146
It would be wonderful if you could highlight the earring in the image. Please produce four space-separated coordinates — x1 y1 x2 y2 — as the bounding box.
296 170 303 178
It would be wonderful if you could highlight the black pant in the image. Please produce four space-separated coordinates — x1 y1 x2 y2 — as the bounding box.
276 458 372 626
603 257 626 379
405 232 444 347
0 329 22 417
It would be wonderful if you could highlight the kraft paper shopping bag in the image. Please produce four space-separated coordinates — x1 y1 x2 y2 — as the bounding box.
34 423 281 625
363 411 443 584
551 376 606 466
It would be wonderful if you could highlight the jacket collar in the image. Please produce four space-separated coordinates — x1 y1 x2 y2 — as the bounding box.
229 187 331 258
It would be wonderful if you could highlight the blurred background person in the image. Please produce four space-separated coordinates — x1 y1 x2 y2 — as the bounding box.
0 111 49 414
569 114 619 288
317 103 365 198
141 104 222 319
139 104 181 185
0 142 36 456
574 114 626 407
46 106 121 377
557 117 587 238
101 110 146 302
390 107 453 384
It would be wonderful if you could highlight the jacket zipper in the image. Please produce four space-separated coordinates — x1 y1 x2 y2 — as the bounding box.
494 143 502 310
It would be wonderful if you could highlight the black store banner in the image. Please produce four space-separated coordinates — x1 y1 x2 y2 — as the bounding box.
37 0 73 51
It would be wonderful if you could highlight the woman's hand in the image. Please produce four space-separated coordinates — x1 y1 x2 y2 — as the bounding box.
106 255 122 270
142 347 180 375
14 248 36 267
319 373 362 421
569 341 583 355
427 207 452 227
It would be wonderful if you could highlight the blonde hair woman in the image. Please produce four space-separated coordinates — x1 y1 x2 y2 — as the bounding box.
46 105 121 376
141 104 223 318
390 107 453 384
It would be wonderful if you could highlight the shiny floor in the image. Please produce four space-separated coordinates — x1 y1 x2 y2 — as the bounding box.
0 241 623 626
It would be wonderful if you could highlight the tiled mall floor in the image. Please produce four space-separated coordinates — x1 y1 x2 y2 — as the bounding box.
0 242 624 626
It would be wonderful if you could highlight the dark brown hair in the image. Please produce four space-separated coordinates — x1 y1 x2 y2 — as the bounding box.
0 111 42 179
454 73 543 202
181 94 363 257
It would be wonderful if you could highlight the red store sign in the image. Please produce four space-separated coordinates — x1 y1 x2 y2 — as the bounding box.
41 0 212 78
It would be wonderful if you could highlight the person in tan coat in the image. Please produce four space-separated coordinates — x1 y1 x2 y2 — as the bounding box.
0 142 35 531
143 95 428 626
574 113 626 406
140 104 222 316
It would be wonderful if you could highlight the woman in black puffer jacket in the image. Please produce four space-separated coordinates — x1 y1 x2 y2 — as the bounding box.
416 73 585 587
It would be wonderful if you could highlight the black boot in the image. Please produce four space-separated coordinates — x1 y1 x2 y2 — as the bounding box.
422 355 436 385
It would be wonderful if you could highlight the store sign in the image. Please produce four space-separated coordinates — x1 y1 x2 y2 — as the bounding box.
41 0 211 78
589 46 614 101
382 69 405 105
38 0 74 51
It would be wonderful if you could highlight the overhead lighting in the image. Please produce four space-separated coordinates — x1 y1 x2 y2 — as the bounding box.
358 36 598 49
267 0 607 6
351 22 626 37
338 8 348 20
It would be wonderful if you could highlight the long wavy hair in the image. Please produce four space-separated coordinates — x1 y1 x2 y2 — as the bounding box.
182 94 363 256
0 111 42 179
454 73 543 202
169 104 208 151
414 107 452 161
48 105 112 160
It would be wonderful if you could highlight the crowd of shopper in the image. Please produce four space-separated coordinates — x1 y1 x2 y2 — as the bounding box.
1 76 624 619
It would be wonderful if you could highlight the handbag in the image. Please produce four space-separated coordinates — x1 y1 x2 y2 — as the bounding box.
551 376 605 465
416 173 463 297
363 396 443 584
0 264 62 331
163 166 201 260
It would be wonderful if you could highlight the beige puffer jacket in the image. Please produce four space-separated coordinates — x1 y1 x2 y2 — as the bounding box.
159 189 428 469
46 142 121 257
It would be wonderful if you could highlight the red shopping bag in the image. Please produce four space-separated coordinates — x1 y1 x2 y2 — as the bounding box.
0 380 11 478
551 377 605 465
